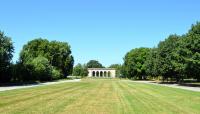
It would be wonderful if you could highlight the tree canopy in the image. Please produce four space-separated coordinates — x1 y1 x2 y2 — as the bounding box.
86 60 104 68
73 63 88 77
123 48 150 79
18 38 74 81
122 22 200 82
156 34 180 81
0 32 14 82
177 22 200 81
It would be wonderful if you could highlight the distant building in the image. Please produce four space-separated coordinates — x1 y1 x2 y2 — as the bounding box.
88 68 116 78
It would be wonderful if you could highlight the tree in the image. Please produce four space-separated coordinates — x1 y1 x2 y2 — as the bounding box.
86 60 104 68
29 56 52 81
10 61 30 82
82 64 89 77
49 41 74 77
73 63 82 76
73 63 88 77
109 64 122 77
156 34 180 82
0 31 14 82
177 22 200 81
123 47 150 79
19 38 74 81
52 67 62 80
144 48 159 78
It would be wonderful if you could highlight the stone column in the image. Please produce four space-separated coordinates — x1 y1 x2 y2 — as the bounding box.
88 70 92 77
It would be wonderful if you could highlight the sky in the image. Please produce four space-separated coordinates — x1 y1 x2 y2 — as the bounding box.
0 0 200 67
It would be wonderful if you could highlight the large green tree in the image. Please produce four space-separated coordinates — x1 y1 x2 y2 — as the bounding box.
49 41 74 77
19 38 74 80
175 22 200 81
144 48 159 78
86 60 104 68
123 47 150 79
0 32 14 82
156 35 181 81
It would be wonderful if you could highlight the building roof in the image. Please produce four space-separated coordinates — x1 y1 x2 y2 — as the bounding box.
88 68 115 70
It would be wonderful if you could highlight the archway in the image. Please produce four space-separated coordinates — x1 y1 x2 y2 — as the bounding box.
100 71 103 77
92 71 95 77
108 71 111 77
104 71 107 77
96 71 99 77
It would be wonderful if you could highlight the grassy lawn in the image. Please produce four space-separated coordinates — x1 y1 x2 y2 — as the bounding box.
0 78 200 114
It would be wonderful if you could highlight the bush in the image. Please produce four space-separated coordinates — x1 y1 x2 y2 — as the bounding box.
29 56 52 81
52 67 62 80
72 63 88 77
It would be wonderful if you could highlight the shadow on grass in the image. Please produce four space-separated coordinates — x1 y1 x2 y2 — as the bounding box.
0 81 40 87
0 77 75 87
128 78 200 88
155 81 200 87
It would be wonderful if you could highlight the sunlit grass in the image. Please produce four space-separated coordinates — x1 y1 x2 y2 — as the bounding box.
0 78 199 114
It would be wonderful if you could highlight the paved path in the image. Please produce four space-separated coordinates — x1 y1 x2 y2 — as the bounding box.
128 80 200 92
0 79 81 92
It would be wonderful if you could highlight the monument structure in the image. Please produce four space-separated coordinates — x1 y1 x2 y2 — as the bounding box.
88 68 116 78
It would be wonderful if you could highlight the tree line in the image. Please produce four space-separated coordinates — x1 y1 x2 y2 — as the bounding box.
1 22 200 83
122 22 200 82
0 35 74 83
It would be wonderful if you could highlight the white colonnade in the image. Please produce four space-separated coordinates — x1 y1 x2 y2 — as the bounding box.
88 68 116 78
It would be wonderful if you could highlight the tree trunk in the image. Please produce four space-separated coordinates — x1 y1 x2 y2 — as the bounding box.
176 77 180 83
139 75 142 80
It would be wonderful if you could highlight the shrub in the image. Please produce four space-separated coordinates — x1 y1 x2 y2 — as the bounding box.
52 67 62 80
30 56 52 81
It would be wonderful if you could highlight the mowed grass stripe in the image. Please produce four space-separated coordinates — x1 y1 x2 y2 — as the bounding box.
124 81 200 114
0 82 90 114
59 79 122 114
125 82 185 113
117 81 147 113
0 79 200 114
0 83 80 107
20 82 91 114
131 81 200 112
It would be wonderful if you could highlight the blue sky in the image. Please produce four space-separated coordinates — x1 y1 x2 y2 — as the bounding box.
0 0 200 67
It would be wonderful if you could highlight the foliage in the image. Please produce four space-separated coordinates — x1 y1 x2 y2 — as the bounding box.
123 48 150 79
49 41 74 77
19 38 74 81
52 67 62 80
156 35 181 81
0 31 14 82
176 22 200 81
86 60 104 68
73 63 88 77
122 22 200 82
28 56 52 81
144 48 159 78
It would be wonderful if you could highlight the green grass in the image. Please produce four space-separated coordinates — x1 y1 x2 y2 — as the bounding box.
0 78 200 114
